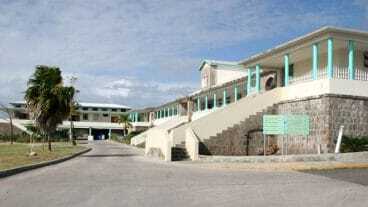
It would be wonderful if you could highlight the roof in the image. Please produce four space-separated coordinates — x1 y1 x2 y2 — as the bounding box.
77 102 131 109
239 26 368 66
10 101 131 109
198 59 243 71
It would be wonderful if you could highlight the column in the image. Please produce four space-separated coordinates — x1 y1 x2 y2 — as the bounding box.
168 107 171 117
160 109 163 119
197 97 201 112
213 93 217 109
223 89 227 107
312 43 319 80
284 54 289 86
255 64 260 92
108 128 111 139
348 40 355 80
247 68 251 94
234 84 238 102
327 37 334 79
89 127 92 136
205 95 208 110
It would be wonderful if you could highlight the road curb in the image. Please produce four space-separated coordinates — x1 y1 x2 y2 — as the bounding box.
0 147 92 179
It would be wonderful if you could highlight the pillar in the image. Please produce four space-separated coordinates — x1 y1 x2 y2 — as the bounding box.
312 43 319 80
327 37 334 79
348 40 355 80
213 93 217 109
108 128 111 139
89 127 92 136
255 64 260 92
247 68 251 94
234 85 238 102
284 54 289 86
223 89 227 107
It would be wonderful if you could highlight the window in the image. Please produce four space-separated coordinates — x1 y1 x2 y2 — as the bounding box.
83 114 88 120
92 108 98 111
120 109 126 112
111 109 117 112
82 107 89 111
103 113 108 117
102 108 108 111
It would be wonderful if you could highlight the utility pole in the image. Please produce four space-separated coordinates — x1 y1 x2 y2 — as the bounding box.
68 76 78 145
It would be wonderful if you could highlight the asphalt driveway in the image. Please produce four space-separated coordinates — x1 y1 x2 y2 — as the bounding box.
0 141 367 207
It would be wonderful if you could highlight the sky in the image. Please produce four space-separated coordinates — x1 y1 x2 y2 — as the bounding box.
0 0 367 109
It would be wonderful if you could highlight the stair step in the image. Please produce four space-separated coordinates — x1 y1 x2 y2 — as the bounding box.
171 147 189 161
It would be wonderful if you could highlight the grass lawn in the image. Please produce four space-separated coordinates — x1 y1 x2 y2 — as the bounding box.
0 142 87 171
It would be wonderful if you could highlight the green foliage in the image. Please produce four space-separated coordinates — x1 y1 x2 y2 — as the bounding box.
341 135 368 153
24 65 75 150
118 114 132 135
110 131 142 145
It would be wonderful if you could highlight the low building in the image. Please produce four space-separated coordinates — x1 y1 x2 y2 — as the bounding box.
6 101 131 141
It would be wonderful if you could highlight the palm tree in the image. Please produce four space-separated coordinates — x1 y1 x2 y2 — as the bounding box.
25 65 75 151
118 114 132 137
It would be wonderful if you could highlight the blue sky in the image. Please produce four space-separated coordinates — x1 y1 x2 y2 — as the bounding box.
0 0 367 109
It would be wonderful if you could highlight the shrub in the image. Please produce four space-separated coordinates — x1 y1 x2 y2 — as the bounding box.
340 135 368 153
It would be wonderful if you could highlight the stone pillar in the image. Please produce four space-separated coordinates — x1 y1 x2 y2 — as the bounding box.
312 43 319 80
327 37 334 79
348 40 355 80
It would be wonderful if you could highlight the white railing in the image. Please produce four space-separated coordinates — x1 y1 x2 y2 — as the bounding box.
290 66 368 85
356 68 368 81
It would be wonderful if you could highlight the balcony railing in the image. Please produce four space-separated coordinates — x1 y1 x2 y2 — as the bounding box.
289 66 368 85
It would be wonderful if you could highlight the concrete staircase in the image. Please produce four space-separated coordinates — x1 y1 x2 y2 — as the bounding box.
173 87 285 156
171 143 189 161
200 105 276 155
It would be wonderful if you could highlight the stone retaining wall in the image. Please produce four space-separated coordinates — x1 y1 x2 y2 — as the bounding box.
199 94 368 156
275 94 368 154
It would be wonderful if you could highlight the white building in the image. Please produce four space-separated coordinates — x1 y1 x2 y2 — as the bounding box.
7 101 131 141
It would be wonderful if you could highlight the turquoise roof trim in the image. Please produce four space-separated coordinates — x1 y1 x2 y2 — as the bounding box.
198 59 242 71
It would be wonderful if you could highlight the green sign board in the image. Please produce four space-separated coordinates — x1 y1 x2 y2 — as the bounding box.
263 115 286 135
286 115 309 135
263 115 309 136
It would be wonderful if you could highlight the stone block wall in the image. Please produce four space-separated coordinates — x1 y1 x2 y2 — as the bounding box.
198 94 368 156
275 94 368 154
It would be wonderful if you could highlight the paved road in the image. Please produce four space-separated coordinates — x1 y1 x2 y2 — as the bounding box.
1 141 368 207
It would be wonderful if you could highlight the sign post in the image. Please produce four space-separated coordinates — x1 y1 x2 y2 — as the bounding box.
263 114 310 156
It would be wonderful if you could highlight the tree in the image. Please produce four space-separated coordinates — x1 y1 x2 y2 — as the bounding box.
25 65 75 151
118 114 132 137
0 102 14 144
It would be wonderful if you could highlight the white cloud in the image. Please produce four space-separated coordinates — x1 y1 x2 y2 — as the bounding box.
0 0 364 108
